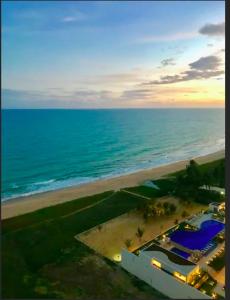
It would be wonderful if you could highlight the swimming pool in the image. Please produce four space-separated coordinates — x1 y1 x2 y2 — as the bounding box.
169 220 224 251
171 247 190 259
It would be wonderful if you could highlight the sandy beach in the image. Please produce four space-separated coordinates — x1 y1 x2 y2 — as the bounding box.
1 149 224 220
77 196 207 261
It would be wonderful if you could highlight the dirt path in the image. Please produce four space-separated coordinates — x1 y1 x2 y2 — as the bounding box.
122 189 151 200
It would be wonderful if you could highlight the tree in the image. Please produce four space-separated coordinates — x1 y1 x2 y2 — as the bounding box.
125 239 132 249
156 202 162 208
181 210 189 218
136 227 145 241
169 203 177 214
163 202 169 210
218 160 225 187
203 172 212 190
150 206 157 217
186 160 201 187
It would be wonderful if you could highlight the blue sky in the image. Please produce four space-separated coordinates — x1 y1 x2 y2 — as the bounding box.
2 1 225 108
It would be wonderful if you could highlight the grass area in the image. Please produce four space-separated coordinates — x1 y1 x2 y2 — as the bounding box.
124 185 160 198
209 250 225 271
3 191 146 270
124 178 174 198
2 190 168 299
2 191 114 233
153 178 175 194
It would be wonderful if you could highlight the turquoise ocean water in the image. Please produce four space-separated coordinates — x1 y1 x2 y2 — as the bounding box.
1 109 225 201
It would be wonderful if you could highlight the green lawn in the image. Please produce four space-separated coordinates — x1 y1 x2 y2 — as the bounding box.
124 185 160 198
2 191 114 234
124 178 175 198
2 190 169 299
153 178 175 193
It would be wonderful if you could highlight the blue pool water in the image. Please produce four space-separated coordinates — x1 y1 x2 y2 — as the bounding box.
169 220 225 251
171 247 190 259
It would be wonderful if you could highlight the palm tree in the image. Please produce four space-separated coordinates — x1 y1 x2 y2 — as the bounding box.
136 227 145 242
181 210 188 218
156 202 162 208
163 202 169 210
125 239 132 249
203 172 212 190
169 203 177 214
186 160 201 187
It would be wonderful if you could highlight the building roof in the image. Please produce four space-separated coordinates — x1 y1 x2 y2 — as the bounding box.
200 186 225 194
143 243 196 276
209 202 221 207
144 243 195 265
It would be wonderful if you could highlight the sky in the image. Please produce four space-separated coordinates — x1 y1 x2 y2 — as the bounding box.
2 1 225 108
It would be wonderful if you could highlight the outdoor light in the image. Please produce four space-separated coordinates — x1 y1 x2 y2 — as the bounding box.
212 292 217 299
113 254 121 262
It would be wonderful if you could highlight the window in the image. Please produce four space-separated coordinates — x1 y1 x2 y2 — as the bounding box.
173 272 186 282
152 259 161 268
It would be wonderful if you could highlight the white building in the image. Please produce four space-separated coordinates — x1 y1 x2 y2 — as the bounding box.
121 242 211 299
209 202 225 213
200 186 225 196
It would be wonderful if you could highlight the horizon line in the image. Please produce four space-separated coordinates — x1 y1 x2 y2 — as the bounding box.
2 107 225 110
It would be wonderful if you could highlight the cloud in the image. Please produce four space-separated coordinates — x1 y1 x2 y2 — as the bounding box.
2 88 115 108
160 58 176 67
120 88 154 100
73 71 145 88
144 55 224 85
147 70 224 85
189 55 221 71
62 11 87 23
62 17 77 23
199 22 225 36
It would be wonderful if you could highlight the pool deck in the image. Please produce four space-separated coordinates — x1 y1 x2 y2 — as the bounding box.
187 213 213 228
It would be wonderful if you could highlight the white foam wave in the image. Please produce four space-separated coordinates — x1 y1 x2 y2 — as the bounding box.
2 137 225 202
33 179 56 186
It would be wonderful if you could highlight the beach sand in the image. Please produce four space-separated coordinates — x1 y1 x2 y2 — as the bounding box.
77 196 207 261
1 149 224 220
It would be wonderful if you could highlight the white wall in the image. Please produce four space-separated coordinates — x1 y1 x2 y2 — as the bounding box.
121 250 211 299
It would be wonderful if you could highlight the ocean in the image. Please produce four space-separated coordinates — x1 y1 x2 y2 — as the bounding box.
1 109 225 201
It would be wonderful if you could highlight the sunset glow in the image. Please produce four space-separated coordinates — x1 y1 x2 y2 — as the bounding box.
2 1 225 108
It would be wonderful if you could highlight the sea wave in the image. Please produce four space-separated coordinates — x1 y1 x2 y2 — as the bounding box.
2 134 225 202
2 176 97 201
33 179 56 186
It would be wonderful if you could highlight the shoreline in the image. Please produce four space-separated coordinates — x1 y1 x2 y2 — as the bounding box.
1 149 225 220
